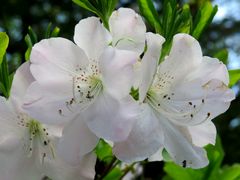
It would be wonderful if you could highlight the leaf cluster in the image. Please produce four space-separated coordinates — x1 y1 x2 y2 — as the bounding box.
72 0 118 29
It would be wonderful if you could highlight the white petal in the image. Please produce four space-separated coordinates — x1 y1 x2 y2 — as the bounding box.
0 145 44 180
23 82 78 124
138 33 165 102
188 121 216 147
109 8 146 55
100 47 138 99
85 92 139 142
186 56 229 85
156 55 234 126
78 153 97 180
159 115 209 169
113 104 163 163
164 79 234 126
9 62 34 110
148 147 164 162
57 118 98 166
0 97 16 125
0 97 22 139
30 37 88 85
74 17 111 60
0 134 21 152
156 33 202 87
44 152 96 180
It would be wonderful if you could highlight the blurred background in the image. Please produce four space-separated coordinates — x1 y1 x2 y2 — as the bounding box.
0 0 239 179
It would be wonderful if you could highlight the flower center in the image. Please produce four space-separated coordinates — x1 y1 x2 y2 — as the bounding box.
58 61 103 116
17 115 54 163
146 84 211 126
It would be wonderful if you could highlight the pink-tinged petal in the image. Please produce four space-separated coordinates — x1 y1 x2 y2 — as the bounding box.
113 104 163 163
85 92 139 142
100 47 138 99
159 115 209 169
57 118 98 166
138 33 165 102
74 17 111 61
30 37 88 85
188 121 216 147
109 8 146 55
23 82 78 124
9 62 34 110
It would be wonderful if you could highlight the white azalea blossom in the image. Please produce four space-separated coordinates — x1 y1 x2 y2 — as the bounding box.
113 33 235 169
0 62 96 180
23 8 143 165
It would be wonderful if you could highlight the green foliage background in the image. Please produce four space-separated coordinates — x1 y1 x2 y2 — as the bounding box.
0 0 239 179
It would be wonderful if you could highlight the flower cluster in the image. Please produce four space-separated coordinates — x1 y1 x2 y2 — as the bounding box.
0 8 235 179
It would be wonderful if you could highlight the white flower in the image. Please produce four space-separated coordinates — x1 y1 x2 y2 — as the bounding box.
0 62 96 180
113 33 235 169
23 8 143 164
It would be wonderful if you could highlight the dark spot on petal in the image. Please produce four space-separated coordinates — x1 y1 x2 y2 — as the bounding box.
207 112 211 117
182 160 187 168
188 102 192 105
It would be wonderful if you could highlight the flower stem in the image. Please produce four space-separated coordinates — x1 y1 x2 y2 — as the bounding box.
119 162 137 179
97 157 119 180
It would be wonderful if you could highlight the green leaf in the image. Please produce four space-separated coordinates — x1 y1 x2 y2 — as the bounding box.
163 137 224 180
95 139 113 163
162 148 173 162
103 168 123 180
73 0 118 29
45 22 53 38
44 23 61 38
214 49 228 65
0 81 8 97
202 137 224 179
27 26 38 44
73 0 98 14
0 32 9 65
130 87 139 101
137 0 162 33
164 162 204 180
51 26 60 37
0 55 11 98
219 164 240 180
176 4 192 34
229 69 240 87
24 34 32 61
191 2 218 39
